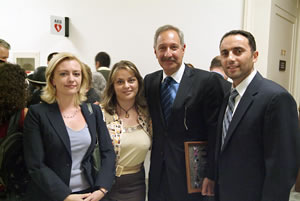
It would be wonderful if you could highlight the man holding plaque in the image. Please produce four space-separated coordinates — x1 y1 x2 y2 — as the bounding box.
144 24 224 201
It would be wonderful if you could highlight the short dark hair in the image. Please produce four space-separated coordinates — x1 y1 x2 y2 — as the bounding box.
220 30 256 52
95 52 111 67
210 56 222 70
47 52 59 63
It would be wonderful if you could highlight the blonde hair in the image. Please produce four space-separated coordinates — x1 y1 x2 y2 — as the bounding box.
101 60 148 117
41 52 89 105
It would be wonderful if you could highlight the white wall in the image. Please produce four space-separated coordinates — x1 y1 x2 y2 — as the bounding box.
1 0 244 76
243 0 272 77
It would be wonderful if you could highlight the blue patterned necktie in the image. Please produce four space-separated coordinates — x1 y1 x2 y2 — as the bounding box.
222 89 239 146
161 76 176 122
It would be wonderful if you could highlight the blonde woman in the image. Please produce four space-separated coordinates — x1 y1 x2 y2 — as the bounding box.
23 52 115 201
101 60 152 201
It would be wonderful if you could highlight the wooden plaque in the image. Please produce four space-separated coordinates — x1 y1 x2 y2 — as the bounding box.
184 141 208 193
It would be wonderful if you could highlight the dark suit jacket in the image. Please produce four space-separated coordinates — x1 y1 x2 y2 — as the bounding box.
212 72 231 95
144 65 224 201
215 72 300 201
23 102 115 201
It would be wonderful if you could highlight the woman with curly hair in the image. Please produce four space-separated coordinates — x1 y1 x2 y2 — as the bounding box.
0 62 29 200
0 62 29 138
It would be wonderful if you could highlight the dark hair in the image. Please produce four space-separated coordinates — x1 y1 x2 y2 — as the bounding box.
102 60 148 116
47 52 59 63
220 30 256 52
0 63 29 124
210 56 222 70
95 52 111 67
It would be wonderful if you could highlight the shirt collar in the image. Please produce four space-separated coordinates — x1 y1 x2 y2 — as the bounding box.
162 63 185 84
234 68 257 97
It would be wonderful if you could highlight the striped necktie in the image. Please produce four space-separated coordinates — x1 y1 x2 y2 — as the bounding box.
222 89 239 146
161 76 176 123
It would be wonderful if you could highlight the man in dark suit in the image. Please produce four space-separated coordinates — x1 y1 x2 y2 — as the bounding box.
209 56 231 94
215 30 300 201
144 24 224 201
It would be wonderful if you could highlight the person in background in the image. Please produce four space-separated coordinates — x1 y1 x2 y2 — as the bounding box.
23 52 115 201
95 52 111 81
209 56 231 94
27 66 47 106
215 30 300 201
47 52 59 64
0 39 10 63
91 72 106 101
144 24 224 201
209 56 228 80
84 63 101 104
0 62 29 200
101 60 152 201
185 63 194 68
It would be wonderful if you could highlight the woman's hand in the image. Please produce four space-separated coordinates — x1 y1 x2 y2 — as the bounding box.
64 193 91 201
83 190 105 201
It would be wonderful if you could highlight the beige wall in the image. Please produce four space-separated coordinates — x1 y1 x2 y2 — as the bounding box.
243 0 300 105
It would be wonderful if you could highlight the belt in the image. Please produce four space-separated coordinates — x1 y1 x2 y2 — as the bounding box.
116 163 142 177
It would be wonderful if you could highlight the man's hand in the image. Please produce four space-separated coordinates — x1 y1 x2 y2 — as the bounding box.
201 177 215 196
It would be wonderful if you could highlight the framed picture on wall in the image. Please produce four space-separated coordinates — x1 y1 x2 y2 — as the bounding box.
184 141 208 193
13 52 40 73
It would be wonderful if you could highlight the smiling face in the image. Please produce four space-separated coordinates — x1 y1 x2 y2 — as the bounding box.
220 34 258 87
51 59 82 98
154 29 186 76
113 68 139 103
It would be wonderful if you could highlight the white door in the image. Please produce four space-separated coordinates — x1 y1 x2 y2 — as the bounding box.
267 0 298 92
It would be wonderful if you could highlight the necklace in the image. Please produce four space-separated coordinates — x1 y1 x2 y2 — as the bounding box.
117 103 135 118
62 108 79 119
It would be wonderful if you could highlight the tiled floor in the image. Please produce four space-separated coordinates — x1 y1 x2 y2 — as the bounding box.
290 192 300 201
290 189 300 201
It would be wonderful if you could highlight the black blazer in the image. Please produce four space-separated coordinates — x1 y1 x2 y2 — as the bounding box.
23 103 115 201
212 72 231 94
215 72 300 201
144 65 224 201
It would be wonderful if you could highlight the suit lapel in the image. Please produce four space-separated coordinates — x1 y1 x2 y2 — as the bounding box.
153 71 167 128
169 65 193 122
221 73 263 151
216 93 230 156
47 103 72 158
